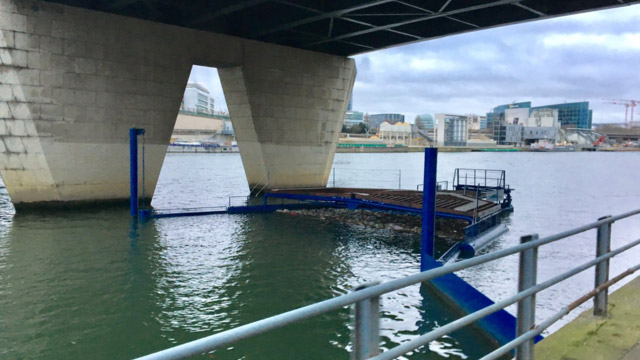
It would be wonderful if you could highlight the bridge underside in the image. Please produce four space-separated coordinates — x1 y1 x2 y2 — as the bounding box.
40 0 639 57
0 0 637 209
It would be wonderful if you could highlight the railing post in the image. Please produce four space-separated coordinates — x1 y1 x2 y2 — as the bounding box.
352 283 380 360
333 168 336 188
464 174 467 195
129 127 145 217
398 169 402 190
517 234 538 360
474 184 480 222
594 215 612 316
421 148 438 266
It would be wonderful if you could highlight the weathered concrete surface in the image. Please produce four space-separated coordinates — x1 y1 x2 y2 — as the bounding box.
219 52 355 190
534 275 640 360
0 0 354 207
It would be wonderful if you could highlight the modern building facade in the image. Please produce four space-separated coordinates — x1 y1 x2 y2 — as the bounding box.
531 102 591 129
505 108 530 125
487 102 531 129
522 127 558 144
467 115 488 130
436 114 468 146
182 82 215 114
344 111 365 128
528 108 559 127
493 123 523 145
171 110 234 144
494 107 562 145
488 101 592 131
369 114 405 131
415 114 436 129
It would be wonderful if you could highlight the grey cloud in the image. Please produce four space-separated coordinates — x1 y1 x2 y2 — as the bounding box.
351 5 640 123
186 5 640 124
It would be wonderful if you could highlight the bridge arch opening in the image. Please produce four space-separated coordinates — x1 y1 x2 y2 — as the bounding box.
150 65 250 210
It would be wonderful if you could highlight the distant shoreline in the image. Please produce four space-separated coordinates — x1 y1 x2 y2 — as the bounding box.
336 146 640 153
164 146 640 154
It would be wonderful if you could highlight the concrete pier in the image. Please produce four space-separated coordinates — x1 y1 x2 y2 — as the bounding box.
0 0 354 208
534 275 640 360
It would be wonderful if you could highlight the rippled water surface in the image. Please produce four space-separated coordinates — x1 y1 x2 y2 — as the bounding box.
1 151 639 359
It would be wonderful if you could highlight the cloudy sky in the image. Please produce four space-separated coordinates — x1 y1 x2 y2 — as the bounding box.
189 4 640 124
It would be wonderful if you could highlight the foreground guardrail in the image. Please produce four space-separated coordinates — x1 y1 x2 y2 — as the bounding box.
135 208 640 360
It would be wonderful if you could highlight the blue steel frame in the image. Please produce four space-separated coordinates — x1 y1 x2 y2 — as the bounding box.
129 128 145 217
421 148 437 264
263 192 473 223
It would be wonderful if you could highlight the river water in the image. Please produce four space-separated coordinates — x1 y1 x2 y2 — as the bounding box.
1 151 639 359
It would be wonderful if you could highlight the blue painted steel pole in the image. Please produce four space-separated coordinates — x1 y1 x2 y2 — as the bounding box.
421 147 438 270
130 128 145 217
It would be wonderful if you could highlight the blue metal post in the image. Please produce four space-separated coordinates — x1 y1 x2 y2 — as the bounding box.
130 128 145 217
421 148 437 270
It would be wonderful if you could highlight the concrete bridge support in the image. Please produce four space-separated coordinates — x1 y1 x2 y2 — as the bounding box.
219 47 355 191
0 0 355 208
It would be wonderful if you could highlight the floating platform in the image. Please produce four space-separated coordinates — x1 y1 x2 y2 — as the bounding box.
266 187 503 224
146 167 513 263
265 168 513 262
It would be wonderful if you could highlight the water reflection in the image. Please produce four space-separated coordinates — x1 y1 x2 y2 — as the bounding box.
0 209 161 358
1 152 639 359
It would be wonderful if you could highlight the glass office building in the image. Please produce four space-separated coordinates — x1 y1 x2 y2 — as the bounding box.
369 113 405 130
488 101 592 130
531 102 591 129
415 114 435 129
486 102 531 129
343 111 364 128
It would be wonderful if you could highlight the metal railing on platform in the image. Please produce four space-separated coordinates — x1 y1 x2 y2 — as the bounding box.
454 168 505 190
228 195 250 208
135 208 640 360
417 180 448 191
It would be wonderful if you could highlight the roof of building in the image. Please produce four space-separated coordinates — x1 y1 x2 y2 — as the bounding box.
186 82 210 94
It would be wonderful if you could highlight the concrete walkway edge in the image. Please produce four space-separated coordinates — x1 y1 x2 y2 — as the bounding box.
534 275 640 360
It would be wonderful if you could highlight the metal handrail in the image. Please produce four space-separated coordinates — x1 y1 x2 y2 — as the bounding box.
228 195 250 207
453 168 506 189
135 208 640 360
249 171 269 196
417 181 448 191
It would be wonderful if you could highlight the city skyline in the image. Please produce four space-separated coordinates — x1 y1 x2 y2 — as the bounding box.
188 4 640 125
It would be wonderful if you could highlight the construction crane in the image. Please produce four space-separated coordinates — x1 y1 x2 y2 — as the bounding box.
603 99 640 128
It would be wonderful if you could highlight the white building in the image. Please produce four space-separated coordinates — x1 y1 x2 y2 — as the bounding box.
379 121 412 144
182 82 215 114
505 107 530 125
467 115 487 130
527 108 559 127
436 114 468 146
522 108 560 144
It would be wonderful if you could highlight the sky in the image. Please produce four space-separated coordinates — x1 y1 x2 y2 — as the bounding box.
188 4 640 125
